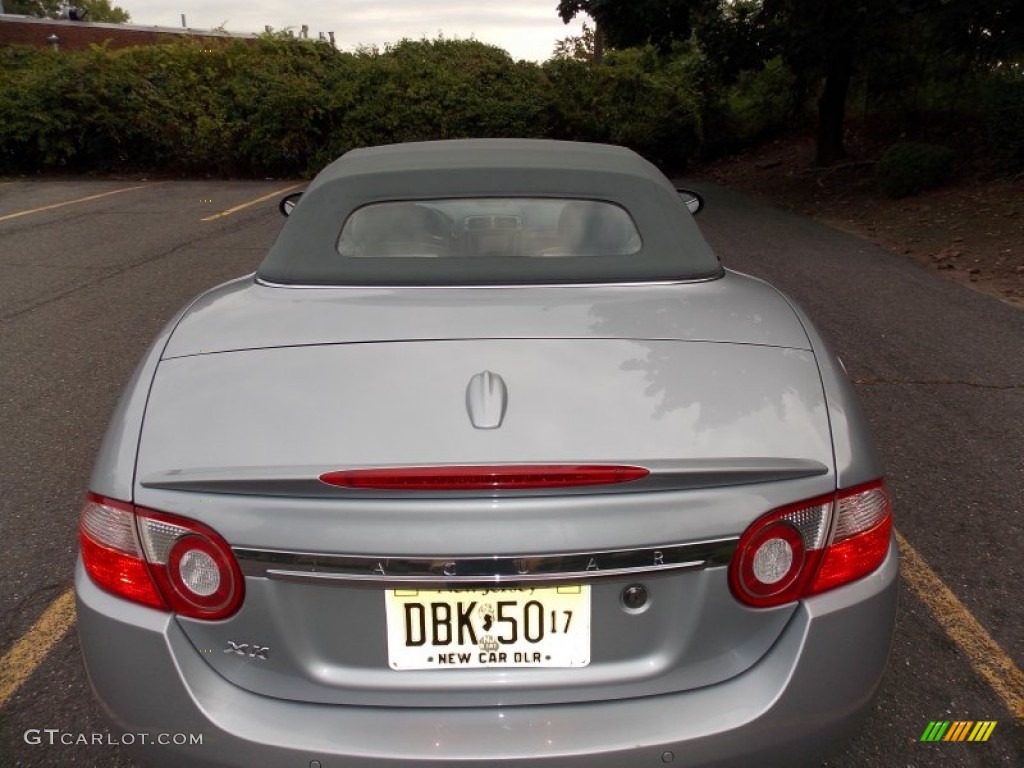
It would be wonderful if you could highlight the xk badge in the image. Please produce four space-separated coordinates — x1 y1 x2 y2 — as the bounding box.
224 641 269 660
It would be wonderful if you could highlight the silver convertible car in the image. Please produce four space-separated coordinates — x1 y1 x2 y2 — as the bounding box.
77 140 897 767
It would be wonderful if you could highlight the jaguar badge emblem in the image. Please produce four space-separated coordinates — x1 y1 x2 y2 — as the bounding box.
465 370 507 429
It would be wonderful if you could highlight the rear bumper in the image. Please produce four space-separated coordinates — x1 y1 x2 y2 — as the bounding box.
76 540 898 768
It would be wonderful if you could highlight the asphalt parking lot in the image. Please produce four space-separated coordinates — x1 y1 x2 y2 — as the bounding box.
0 179 1020 766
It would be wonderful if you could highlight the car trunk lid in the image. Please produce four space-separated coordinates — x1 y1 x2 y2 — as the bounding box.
139 338 831 484
160 270 811 359
135 332 834 707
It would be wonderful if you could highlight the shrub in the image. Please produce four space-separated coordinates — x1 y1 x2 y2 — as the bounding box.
328 39 550 155
0 46 81 171
0 37 705 176
875 141 956 198
982 77 1024 173
544 47 702 171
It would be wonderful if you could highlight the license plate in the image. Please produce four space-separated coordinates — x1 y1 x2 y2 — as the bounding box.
385 586 590 670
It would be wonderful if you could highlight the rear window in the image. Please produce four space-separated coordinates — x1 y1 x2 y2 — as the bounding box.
337 199 641 260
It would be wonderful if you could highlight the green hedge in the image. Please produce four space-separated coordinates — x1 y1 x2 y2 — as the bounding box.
543 47 701 170
0 38 703 177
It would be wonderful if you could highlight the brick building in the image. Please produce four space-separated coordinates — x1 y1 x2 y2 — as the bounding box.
0 14 257 50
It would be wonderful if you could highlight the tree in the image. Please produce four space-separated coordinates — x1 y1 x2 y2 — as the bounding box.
552 22 598 62
758 0 883 165
694 0 780 86
927 0 1024 67
5 0 130 22
79 0 131 23
557 1 1024 166
5 0 56 13
557 0 713 52
558 0 867 164
556 0 885 165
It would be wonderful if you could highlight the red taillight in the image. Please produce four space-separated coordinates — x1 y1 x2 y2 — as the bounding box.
730 480 893 608
79 497 166 611
809 482 893 595
729 492 832 608
319 464 650 491
79 493 244 620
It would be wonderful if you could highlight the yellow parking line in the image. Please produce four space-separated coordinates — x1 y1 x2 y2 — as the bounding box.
0 588 75 708
897 530 1024 722
0 184 151 223
200 184 301 222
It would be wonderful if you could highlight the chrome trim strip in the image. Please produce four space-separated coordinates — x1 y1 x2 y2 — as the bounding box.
233 537 738 587
253 275 724 290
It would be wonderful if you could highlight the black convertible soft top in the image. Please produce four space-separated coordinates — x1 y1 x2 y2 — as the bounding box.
258 139 723 286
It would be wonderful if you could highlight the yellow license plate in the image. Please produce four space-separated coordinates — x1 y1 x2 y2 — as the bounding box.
385 586 590 670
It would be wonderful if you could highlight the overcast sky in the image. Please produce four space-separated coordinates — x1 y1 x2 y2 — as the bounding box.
124 2 587 62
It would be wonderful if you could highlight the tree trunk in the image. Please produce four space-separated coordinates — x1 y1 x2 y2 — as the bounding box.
815 46 854 166
592 22 605 66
